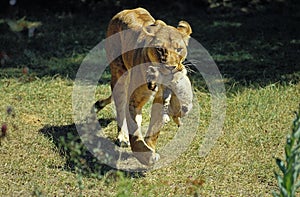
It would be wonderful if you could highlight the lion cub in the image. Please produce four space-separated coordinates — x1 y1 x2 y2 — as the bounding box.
147 66 193 126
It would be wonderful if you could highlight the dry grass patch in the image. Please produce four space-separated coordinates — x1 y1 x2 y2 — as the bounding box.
0 77 299 196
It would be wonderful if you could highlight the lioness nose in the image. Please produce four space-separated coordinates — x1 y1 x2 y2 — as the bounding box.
147 82 157 91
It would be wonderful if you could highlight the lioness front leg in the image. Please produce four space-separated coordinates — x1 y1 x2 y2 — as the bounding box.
126 88 160 166
145 88 164 150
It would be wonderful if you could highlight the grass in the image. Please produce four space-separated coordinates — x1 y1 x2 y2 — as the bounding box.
1 78 299 196
0 4 300 196
273 106 300 196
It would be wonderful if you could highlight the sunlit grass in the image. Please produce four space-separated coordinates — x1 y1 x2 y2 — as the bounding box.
0 76 299 196
0 6 299 196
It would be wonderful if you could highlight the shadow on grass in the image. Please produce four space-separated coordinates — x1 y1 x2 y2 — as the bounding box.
39 118 145 178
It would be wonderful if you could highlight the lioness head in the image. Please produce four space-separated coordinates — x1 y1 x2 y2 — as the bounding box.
139 20 192 90
139 20 192 73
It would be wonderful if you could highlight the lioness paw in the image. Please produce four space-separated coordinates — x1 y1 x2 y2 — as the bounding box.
131 139 160 165
116 132 130 147
163 114 170 124
133 151 160 166
115 138 130 148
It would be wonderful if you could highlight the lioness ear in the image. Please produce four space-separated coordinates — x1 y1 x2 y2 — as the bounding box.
142 19 166 36
177 21 192 46
142 26 156 37
154 20 167 26
138 25 157 44
177 21 192 36
138 20 166 44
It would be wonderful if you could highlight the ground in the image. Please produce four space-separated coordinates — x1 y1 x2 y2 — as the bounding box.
0 4 299 196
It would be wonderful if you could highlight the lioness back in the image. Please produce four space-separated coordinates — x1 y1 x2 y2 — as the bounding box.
109 8 155 32
105 8 155 70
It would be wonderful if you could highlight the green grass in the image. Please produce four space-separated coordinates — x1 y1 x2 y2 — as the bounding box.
273 106 300 197
0 78 299 196
0 5 300 196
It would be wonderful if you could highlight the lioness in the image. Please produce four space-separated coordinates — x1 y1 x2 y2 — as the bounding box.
95 8 192 165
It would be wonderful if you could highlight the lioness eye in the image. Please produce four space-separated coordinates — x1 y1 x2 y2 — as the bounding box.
156 47 163 52
176 48 183 53
156 47 164 54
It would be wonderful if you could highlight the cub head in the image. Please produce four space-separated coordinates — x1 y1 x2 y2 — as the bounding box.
139 20 192 74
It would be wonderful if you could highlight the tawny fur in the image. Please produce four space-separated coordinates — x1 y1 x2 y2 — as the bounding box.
94 8 192 165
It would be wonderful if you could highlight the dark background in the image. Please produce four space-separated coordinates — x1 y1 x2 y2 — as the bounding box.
0 0 299 90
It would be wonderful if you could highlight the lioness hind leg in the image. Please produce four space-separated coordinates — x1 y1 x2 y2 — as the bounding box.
106 20 132 147
109 56 131 147
114 94 130 147
94 97 130 147
116 119 130 147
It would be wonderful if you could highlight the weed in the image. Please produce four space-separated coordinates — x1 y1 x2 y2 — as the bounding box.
0 106 16 145
59 133 86 196
273 106 300 197
115 171 134 197
32 187 44 197
0 123 7 144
